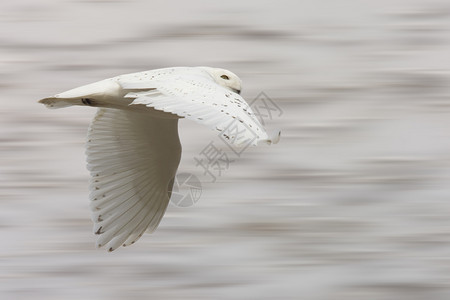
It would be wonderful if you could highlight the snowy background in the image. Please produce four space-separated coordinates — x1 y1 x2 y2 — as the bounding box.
1 0 450 299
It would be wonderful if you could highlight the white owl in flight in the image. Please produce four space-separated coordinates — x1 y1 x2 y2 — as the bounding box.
39 67 281 251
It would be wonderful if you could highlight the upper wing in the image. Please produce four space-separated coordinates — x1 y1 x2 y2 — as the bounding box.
118 76 276 146
86 108 181 251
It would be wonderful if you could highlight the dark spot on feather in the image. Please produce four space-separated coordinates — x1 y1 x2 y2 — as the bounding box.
95 226 103 235
81 98 94 106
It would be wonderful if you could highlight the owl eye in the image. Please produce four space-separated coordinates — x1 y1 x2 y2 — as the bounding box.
220 75 230 80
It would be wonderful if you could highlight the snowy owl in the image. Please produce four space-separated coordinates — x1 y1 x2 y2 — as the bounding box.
39 66 281 251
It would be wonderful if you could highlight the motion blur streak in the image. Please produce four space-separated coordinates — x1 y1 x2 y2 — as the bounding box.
1 0 450 299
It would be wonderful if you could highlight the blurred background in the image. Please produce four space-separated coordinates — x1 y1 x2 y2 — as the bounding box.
1 0 450 299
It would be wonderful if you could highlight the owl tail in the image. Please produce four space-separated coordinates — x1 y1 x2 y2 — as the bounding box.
38 79 122 109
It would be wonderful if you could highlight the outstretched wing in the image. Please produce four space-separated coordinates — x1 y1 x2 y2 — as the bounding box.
118 75 278 146
86 108 181 251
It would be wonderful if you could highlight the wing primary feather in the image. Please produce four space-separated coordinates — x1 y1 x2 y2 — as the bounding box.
93 178 159 229
122 189 168 247
97 182 165 250
89 170 158 213
85 108 181 251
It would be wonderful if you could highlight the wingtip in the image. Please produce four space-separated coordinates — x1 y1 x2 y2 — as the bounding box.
265 129 281 145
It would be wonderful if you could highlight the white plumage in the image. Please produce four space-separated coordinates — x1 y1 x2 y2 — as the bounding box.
39 66 280 251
